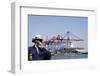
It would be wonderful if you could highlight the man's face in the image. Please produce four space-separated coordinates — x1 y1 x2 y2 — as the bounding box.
35 40 44 48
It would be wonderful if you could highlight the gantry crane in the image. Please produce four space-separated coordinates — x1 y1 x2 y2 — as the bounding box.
44 31 84 52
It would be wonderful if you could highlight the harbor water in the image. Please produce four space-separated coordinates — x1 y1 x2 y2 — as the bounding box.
51 54 88 60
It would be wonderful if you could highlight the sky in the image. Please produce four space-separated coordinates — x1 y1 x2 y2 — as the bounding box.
28 15 88 51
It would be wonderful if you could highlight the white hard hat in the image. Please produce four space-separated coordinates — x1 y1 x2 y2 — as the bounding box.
34 35 42 39
32 35 43 43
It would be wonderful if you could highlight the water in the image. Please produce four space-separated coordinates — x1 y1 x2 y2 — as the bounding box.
51 54 88 60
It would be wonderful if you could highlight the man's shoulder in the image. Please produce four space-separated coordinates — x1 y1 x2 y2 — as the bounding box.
28 46 37 54
28 46 36 50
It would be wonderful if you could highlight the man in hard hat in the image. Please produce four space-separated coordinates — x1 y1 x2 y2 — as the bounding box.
28 35 51 60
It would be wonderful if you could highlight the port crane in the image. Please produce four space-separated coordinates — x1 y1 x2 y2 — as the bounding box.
44 31 84 52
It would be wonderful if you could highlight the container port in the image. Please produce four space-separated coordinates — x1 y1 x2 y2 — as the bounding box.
43 31 88 59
